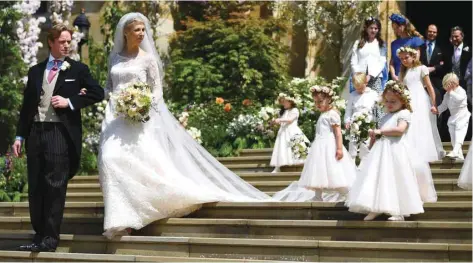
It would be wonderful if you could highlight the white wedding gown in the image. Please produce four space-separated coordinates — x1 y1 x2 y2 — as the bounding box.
98 53 270 238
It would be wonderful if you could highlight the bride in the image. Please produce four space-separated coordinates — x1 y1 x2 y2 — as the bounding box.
98 13 271 238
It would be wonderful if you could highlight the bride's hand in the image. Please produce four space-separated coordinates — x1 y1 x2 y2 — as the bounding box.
430 106 438 114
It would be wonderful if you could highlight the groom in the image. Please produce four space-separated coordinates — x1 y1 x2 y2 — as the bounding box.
12 24 104 252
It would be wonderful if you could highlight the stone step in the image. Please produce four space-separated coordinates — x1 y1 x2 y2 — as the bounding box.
192 202 472 222
20 190 471 203
135 219 472 244
0 202 470 221
0 232 470 262
1 216 470 244
224 160 465 172
0 250 272 262
220 153 470 166
63 179 466 194
250 179 466 192
69 169 464 186
238 142 471 157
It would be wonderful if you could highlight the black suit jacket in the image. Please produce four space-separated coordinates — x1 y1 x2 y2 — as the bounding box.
420 41 448 89
16 57 104 176
445 44 472 88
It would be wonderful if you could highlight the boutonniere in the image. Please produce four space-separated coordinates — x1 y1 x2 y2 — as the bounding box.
463 46 469 52
60 61 71 71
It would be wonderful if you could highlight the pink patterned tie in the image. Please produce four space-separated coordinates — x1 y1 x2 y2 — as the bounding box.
47 60 60 83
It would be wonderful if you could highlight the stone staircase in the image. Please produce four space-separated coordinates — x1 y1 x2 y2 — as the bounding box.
0 142 471 262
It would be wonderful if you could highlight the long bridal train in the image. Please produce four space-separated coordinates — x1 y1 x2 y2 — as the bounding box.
98 12 271 238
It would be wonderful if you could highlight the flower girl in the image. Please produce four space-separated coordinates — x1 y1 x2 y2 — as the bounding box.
437 73 471 160
398 46 445 162
458 144 472 190
344 72 379 160
270 93 309 173
296 85 357 200
347 81 436 221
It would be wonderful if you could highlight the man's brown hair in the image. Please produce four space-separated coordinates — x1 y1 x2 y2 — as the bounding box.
47 23 73 49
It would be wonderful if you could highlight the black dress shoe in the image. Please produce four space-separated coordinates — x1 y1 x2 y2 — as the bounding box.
31 242 56 252
18 243 38 251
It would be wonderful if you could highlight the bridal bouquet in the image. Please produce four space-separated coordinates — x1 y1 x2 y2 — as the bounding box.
289 133 311 160
112 82 153 123
345 111 376 145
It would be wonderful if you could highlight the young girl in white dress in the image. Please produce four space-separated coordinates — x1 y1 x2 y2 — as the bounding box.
296 85 357 200
347 81 436 221
458 144 472 190
398 46 445 162
437 73 471 160
270 93 309 173
345 72 379 160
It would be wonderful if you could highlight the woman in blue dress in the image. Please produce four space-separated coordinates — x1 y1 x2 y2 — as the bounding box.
389 13 424 81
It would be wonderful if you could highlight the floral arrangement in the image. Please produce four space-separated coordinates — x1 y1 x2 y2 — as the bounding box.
345 110 376 146
112 82 153 123
289 133 311 160
309 84 346 111
396 46 418 57
227 114 263 137
257 106 280 139
178 112 190 127
14 0 46 76
276 92 302 105
187 127 203 144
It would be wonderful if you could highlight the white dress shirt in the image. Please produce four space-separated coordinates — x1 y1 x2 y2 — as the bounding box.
438 86 469 116
350 39 386 78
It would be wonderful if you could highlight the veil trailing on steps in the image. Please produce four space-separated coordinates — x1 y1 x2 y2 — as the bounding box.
106 12 272 201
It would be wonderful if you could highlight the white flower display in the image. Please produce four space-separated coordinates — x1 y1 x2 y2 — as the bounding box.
227 114 263 137
345 110 376 146
14 0 46 74
186 127 203 144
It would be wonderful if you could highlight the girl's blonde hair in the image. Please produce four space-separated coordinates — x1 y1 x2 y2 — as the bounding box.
398 47 422 81
352 72 367 88
382 80 412 112
442 73 460 88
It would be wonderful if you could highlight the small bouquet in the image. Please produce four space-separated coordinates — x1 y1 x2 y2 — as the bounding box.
289 133 311 160
112 82 153 123
345 111 376 145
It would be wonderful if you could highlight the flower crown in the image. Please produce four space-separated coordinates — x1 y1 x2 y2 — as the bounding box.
309 85 340 101
384 80 411 104
396 46 417 57
277 93 302 105
389 13 407 25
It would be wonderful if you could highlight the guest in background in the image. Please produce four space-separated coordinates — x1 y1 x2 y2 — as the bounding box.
349 17 387 95
388 13 424 81
420 24 450 141
446 26 472 141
